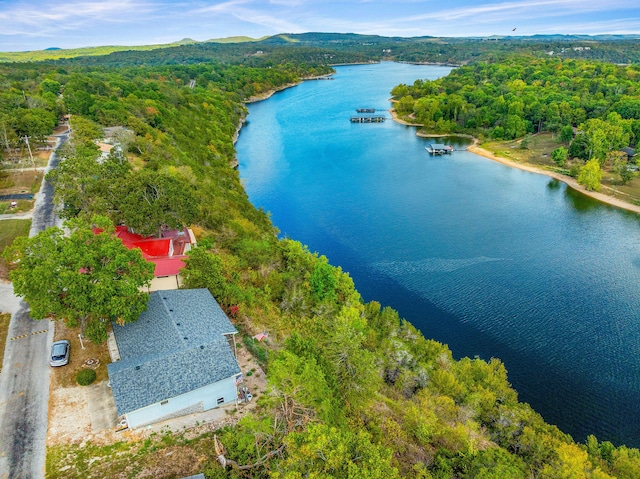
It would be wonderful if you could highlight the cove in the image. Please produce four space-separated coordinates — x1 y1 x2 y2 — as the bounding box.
237 61 640 447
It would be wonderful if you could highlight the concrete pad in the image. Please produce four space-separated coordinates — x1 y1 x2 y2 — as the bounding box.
87 381 118 432
106 331 121 362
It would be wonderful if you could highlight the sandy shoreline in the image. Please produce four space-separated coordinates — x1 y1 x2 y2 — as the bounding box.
389 110 640 215
239 81 640 215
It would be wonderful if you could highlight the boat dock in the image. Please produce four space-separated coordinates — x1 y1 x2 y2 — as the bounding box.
425 143 454 155
356 108 376 113
350 116 386 123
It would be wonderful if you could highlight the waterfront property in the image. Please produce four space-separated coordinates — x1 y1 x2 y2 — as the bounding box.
237 62 640 446
113 225 197 291
107 289 241 429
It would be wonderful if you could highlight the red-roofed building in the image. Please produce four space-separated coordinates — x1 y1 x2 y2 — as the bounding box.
113 225 196 291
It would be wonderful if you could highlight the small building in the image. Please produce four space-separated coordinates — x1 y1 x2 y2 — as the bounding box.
621 147 636 162
114 225 197 291
107 289 241 429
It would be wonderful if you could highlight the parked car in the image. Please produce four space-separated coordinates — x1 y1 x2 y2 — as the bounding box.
50 339 70 367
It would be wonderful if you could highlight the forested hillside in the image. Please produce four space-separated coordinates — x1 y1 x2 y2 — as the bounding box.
2 38 640 478
392 56 640 140
391 55 640 193
4 32 640 67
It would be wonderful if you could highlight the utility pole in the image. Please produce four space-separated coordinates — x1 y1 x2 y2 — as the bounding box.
23 135 37 172
1 121 10 152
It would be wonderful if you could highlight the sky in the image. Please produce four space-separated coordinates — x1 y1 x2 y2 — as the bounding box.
1 0 639 52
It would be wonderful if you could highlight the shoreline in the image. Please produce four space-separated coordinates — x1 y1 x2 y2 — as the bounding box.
238 79 640 216
234 73 338 146
389 110 640 215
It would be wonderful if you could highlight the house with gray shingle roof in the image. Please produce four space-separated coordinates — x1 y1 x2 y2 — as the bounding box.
107 288 241 428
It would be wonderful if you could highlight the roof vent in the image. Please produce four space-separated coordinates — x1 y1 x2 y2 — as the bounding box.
135 365 140 370
200 345 204 349
169 309 174 312
176 322 181 326
184 337 188 340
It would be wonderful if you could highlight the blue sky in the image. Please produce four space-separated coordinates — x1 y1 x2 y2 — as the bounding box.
1 0 639 52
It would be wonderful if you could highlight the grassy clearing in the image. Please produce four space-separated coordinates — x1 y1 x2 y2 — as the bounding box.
0 169 42 193
481 132 640 205
0 313 10 373
0 219 31 280
0 168 41 214
480 132 563 168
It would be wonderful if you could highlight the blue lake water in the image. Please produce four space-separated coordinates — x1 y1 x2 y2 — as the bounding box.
237 62 640 447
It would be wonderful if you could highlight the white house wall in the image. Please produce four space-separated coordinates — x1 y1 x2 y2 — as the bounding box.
125 375 238 429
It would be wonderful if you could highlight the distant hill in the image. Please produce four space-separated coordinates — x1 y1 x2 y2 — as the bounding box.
206 36 265 43
0 40 189 63
0 36 269 63
3 32 640 64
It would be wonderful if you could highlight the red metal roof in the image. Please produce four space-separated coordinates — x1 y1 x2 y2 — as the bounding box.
110 225 190 277
153 257 186 277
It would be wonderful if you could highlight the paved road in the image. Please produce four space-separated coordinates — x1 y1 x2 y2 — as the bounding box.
0 134 66 479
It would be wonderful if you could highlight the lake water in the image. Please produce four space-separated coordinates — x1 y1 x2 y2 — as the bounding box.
237 62 640 447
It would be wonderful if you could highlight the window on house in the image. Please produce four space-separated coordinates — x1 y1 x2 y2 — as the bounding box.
217 397 224 405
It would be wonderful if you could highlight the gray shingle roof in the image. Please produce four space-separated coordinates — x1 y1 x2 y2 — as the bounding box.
107 289 240 415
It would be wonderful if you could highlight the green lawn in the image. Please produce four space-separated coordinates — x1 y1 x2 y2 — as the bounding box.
481 133 640 205
0 219 31 280
481 132 563 168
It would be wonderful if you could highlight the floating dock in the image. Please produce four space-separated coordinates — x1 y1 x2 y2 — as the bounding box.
425 143 454 155
350 116 386 123
356 108 376 113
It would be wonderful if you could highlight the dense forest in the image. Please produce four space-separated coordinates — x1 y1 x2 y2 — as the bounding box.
391 56 640 191
3 35 640 478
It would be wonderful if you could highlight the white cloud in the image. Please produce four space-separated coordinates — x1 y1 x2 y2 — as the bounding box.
1 0 639 51
192 0 304 33
420 0 639 23
0 0 157 37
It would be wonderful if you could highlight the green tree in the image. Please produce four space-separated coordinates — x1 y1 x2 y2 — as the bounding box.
4 216 154 342
40 78 61 95
117 169 199 236
276 423 400 479
182 246 228 301
309 256 337 302
69 116 104 145
611 151 633 185
47 144 131 220
552 147 569 167
578 158 603 192
268 349 338 424
560 125 574 143
12 107 56 144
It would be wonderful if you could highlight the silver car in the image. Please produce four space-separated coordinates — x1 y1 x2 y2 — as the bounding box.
50 340 70 367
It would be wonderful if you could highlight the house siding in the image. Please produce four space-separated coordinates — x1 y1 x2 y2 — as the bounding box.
125 375 238 429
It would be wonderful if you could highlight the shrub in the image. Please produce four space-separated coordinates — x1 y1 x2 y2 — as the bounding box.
552 147 568 167
76 368 97 386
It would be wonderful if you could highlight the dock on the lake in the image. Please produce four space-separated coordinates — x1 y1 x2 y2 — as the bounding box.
350 116 386 123
426 143 454 155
